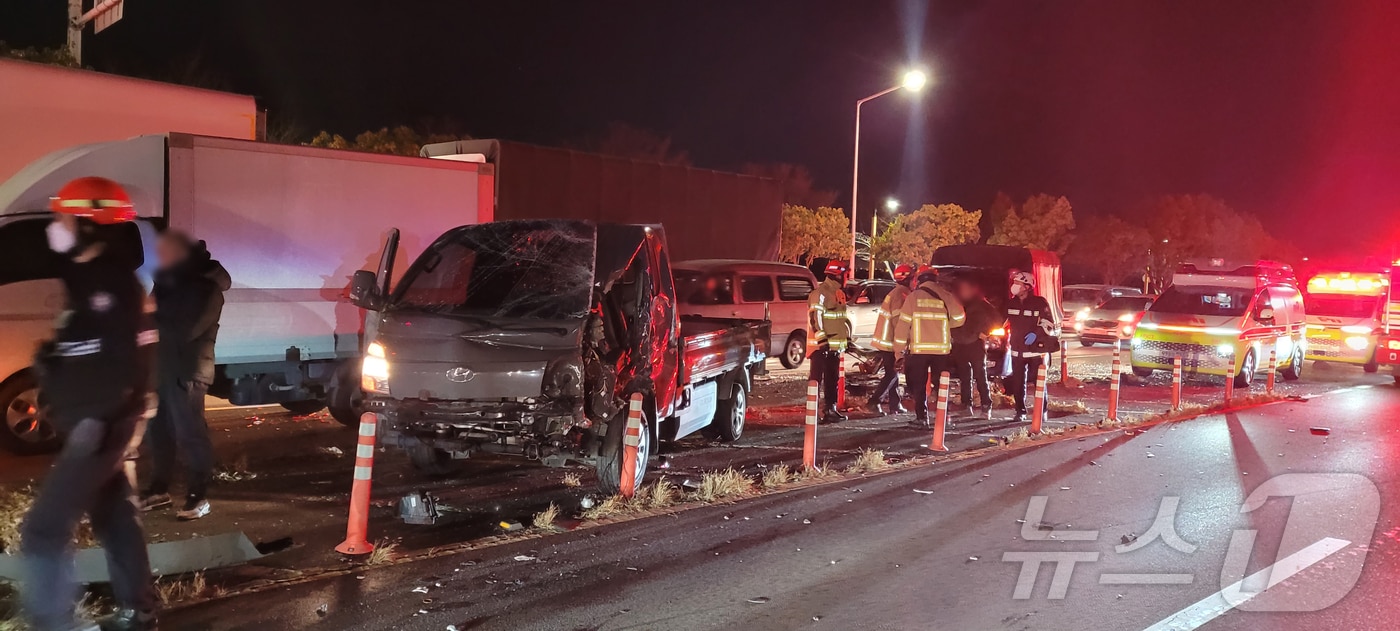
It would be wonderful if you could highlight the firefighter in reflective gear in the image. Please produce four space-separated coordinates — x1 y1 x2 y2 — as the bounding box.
894 269 966 427
1005 270 1059 422
807 263 849 422
867 264 915 414
22 177 159 631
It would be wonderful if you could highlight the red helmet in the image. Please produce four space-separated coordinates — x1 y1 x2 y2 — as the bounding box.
892 264 914 281
50 177 136 225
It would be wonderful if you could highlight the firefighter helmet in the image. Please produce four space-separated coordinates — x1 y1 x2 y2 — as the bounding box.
892 263 914 282
1010 270 1035 287
50 177 136 225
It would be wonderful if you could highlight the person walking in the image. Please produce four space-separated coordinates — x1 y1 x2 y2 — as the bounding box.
21 177 159 631
866 264 915 415
951 279 999 419
1005 270 1060 422
807 262 849 423
138 231 229 521
893 269 965 428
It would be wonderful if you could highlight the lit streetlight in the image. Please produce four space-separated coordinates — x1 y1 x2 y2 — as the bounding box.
849 69 928 274
868 198 902 279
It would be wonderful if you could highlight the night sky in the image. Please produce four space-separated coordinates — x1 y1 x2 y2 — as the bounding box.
5 0 1400 258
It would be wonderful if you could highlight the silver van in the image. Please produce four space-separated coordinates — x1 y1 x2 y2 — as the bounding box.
673 260 817 368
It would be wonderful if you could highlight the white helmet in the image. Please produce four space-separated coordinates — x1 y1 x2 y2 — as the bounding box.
1010 270 1035 286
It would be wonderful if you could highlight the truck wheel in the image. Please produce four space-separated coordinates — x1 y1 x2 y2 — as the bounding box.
1364 361 1379 374
710 382 747 442
326 362 365 427
0 373 60 455
408 444 456 477
1131 367 1154 378
281 400 326 416
1233 350 1257 388
595 406 651 496
1280 348 1303 381
779 332 806 369
1079 339 1095 348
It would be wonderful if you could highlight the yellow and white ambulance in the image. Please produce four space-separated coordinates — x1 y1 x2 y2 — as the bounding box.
1302 271 1388 371
1130 259 1306 387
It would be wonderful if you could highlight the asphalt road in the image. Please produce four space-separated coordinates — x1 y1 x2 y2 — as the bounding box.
164 382 1400 630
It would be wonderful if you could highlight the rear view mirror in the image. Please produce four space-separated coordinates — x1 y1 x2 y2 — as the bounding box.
348 270 382 310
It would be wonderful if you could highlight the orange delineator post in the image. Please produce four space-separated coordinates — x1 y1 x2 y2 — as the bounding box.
1224 354 1237 405
836 352 846 409
1030 363 1047 434
803 380 819 470
1171 355 1183 410
336 412 380 555
930 371 950 452
1059 349 1069 383
1107 345 1122 422
1266 348 1277 394
619 393 644 498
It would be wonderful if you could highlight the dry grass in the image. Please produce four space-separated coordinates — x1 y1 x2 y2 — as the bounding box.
560 472 583 488
693 468 754 502
845 448 889 475
1048 399 1090 415
532 503 560 530
800 459 838 480
761 464 794 489
0 584 108 629
581 494 628 520
634 479 678 510
364 539 398 566
0 487 96 554
155 572 209 606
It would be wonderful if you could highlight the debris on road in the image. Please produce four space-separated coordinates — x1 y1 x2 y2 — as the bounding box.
513 555 537 562
747 596 771 604
399 491 440 525
319 446 343 457
411 586 429 594
913 489 934 495
1120 533 1138 545
316 603 328 617
967 556 979 562
1310 427 1331 436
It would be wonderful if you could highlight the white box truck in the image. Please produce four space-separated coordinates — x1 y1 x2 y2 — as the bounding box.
0 133 491 453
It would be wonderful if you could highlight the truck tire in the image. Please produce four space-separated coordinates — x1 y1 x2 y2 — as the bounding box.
281 400 326 416
0 372 60 455
1233 349 1257 388
595 405 651 496
326 362 365 427
710 381 747 442
1131 367 1154 378
1280 348 1303 381
1079 339 1095 348
779 332 806 369
408 444 456 477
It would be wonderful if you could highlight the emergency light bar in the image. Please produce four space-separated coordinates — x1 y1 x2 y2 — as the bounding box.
1174 259 1296 288
1306 271 1389 295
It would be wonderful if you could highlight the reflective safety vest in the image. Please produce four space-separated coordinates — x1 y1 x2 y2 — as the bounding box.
808 278 849 352
893 281 966 355
871 284 912 352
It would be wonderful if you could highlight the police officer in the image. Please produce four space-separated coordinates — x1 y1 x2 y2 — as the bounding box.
867 264 915 415
22 177 158 630
807 262 849 423
1005 270 1059 422
893 268 965 428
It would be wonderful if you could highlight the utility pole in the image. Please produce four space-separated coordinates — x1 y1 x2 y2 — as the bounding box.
66 0 126 66
67 0 82 65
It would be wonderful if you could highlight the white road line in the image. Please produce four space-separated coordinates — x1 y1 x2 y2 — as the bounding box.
1141 537 1350 631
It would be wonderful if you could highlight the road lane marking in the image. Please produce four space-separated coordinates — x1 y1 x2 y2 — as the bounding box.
1141 537 1350 631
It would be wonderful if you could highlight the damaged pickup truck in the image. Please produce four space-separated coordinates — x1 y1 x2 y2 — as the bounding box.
348 220 769 493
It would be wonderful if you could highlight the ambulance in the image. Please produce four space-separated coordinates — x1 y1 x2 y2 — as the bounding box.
1130 259 1306 387
1302 271 1388 371
1369 262 1400 384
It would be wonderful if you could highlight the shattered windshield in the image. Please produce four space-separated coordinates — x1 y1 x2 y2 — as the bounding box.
391 221 596 320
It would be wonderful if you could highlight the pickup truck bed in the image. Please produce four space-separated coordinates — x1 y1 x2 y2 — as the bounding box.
679 316 770 385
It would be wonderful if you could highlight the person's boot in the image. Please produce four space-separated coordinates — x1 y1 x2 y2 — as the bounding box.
820 404 847 424
1014 410 1029 423
980 404 993 421
888 399 908 415
957 406 974 418
98 608 158 630
864 399 885 415
909 414 931 429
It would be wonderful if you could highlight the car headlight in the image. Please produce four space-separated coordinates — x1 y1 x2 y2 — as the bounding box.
1345 336 1370 351
1074 322 1085 332
361 341 390 394
1341 325 1374 335
1215 343 1235 357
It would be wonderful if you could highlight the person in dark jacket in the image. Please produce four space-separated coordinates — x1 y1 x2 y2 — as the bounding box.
22 177 159 631
1005 270 1059 422
138 231 229 521
951 279 998 419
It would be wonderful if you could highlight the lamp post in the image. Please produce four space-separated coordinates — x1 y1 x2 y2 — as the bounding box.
869 198 901 279
850 69 927 274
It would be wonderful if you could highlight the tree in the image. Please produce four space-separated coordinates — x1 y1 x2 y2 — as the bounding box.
308 126 465 156
870 203 983 266
0 41 79 68
574 122 691 166
1142 194 1295 271
988 194 1076 254
1066 216 1153 284
740 163 837 209
779 204 850 264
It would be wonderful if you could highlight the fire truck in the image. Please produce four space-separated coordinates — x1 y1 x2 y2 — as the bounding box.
1303 270 1389 371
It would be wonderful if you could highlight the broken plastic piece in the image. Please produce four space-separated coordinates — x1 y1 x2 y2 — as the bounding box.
1310 427 1331 436
747 596 771 604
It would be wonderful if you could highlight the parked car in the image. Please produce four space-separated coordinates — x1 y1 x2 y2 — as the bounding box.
843 280 898 344
1063 284 1144 321
353 221 770 494
673 259 817 369
1074 295 1155 347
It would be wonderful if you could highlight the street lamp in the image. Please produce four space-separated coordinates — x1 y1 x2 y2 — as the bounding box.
868 198 902 279
849 69 928 274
